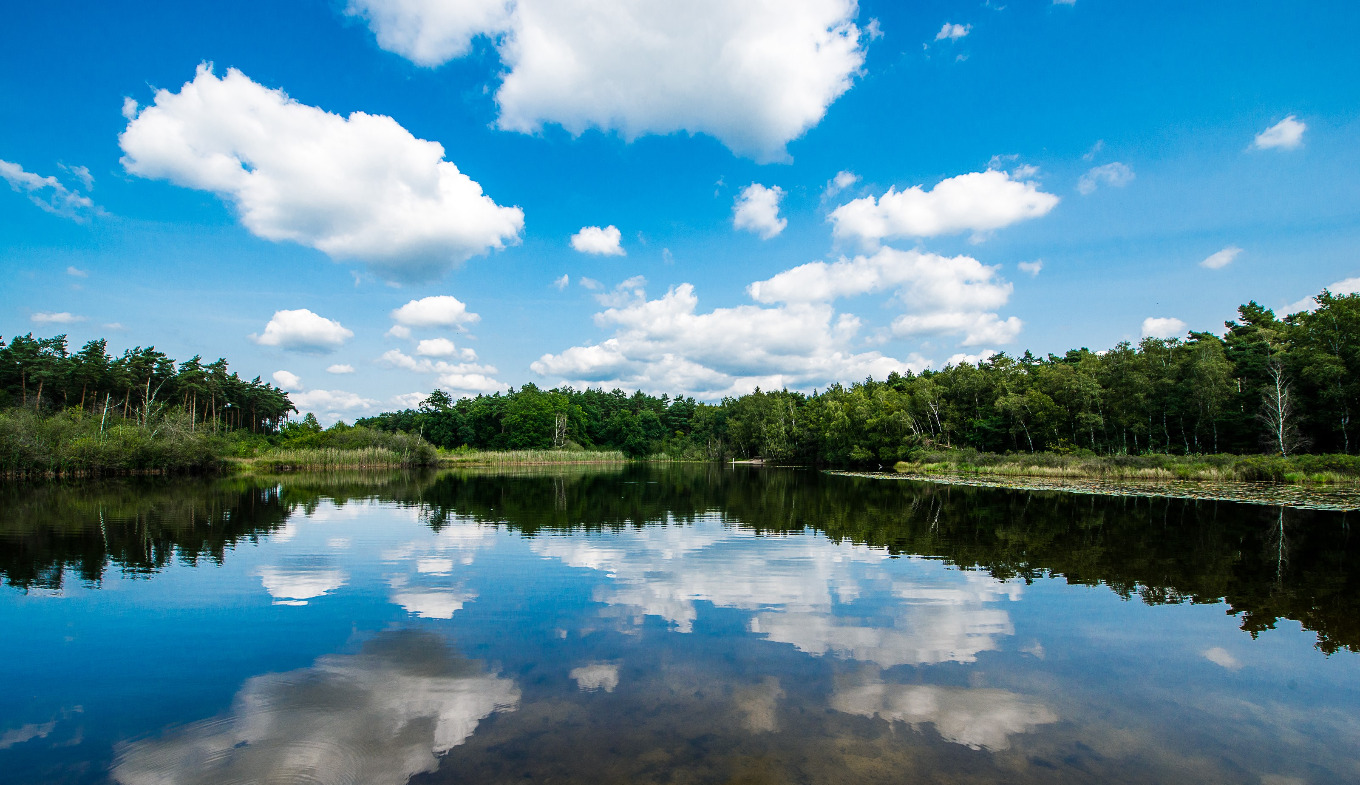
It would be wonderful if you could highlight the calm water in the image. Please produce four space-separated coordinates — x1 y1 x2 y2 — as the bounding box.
1 466 1358 784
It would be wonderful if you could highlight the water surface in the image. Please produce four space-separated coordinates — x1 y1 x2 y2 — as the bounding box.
1 466 1357 784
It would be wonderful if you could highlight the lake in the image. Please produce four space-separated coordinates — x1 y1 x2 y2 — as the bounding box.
1 465 1357 784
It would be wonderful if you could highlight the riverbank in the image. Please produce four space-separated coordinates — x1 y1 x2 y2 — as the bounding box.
894 449 1360 484
838 464 1360 510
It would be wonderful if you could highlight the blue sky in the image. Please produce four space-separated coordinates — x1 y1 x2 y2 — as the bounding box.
3 0 1358 421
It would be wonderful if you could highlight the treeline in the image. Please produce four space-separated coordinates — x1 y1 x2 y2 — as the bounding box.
359 291 1360 464
0 333 294 432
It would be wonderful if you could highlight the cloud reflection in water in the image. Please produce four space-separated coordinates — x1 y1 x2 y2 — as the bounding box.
112 631 519 785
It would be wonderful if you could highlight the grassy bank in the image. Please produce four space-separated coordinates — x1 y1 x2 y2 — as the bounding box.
1 407 438 478
894 449 1360 484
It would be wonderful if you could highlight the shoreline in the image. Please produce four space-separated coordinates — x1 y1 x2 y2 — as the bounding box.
835 469 1360 511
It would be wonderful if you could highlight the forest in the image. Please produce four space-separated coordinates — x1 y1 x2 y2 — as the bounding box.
4 289 1359 473
359 292 1360 465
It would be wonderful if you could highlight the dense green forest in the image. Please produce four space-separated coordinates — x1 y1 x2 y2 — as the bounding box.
360 292 1360 464
0 333 294 431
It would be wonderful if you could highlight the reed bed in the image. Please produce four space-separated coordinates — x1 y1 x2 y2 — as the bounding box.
441 449 630 465
252 447 425 470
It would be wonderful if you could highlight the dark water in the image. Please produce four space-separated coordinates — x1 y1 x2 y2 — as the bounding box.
1 466 1357 784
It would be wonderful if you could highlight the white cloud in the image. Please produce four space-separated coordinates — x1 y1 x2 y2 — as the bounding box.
1017 260 1043 276
934 23 970 40
1141 316 1187 339
570 664 620 693
553 273 569 290
31 312 85 325
1053 0 1076 5
1082 139 1104 161
391 295 480 328
823 170 859 199
532 280 923 399
748 247 1021 346
386 324 412 340
346 0 514 66
112 631 520 785
272 370 303 390
733 183 787 240
1200 246 1242 270
390 391 428 409
66 266 88 278
327 363 356 374
378 349 504 396
0 159 98 222
290 389 381 417
832 676 1056 752
570 225 625 256
349 0 868 162
59 164 94 190
946 350 999 367
1281 276 1360 315
1253 115 1306 150
1202 646 1241 670
257 565 347 604
893 312 1022 346
579 277 603 291
1077 162 1134 195
250 309 354 353
119 65 523 282
415 337 460 357
829 170 1058 247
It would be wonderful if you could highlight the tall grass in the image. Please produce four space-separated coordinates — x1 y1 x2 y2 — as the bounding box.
251 447 421 470
441 448 629 465
893 448 1360 485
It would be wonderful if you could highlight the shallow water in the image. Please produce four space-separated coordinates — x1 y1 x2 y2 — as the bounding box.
1 466 1357 784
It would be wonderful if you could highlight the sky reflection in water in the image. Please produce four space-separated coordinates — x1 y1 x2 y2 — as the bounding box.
0 467 1358 784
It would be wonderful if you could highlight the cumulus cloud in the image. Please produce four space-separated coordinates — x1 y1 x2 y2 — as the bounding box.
1077 162 1134 195
1142 316 1187 339
415 337 461 357
250 309 354 353
831 675 1056 752
553 273 569 290
733 183 787 240
748 248 1021 346
1253 115 1306 150
272 370 303 390
1281 276 1360 315
290 389 381 418
391 295 480 329
823 170 859 200
570 664 620 693
31 312 85 325
113 631 519 785
0 159 98 221
345 0 514 66
1200 246 1242 270
1017 260 1043 276
934 23 970 40
532 279 923 398
378 349 504 396
120 65 523 282
570 225 625 256
327 363 356 374
829 170 1058 247
348 0 868 161
893 311 1021 346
